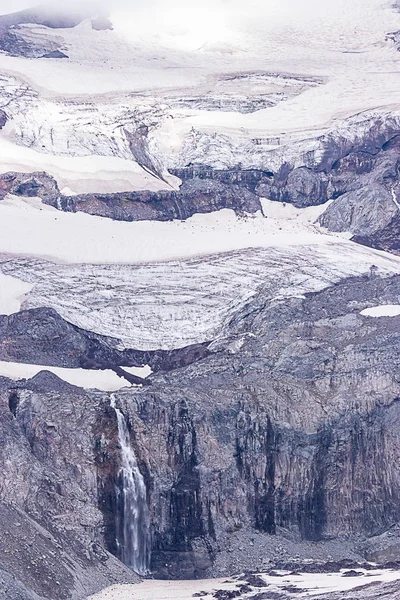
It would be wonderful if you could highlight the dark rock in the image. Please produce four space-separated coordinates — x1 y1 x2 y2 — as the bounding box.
2 272 400 594
282 586 303 594
41 50 69 59
0 307 211 374
0 110 7 129
342 570 365 577
246 574 268 587
213 590 240 600
257 166 329 208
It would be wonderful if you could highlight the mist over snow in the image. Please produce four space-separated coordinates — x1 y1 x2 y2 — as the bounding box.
0 0 396 52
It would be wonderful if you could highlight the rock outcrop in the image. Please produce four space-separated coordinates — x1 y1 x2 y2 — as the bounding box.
0 373 140 600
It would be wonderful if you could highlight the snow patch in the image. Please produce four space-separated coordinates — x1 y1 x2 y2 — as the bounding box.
87 568 400 599
0 360 131 391
361 305 400 318
0 274 33 315
123 365 152 379
260 198 333 222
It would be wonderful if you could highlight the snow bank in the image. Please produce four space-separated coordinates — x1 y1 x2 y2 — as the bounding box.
260 198 334 223
0 274 32 315
123 365 152 379
361 305 400 318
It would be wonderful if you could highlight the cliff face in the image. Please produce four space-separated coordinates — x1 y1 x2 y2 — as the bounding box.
0 373 140 600
2 273 400 589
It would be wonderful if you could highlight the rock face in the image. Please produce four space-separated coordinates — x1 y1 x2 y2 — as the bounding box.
0 110 7 129
0 373 140 600
2 273 400 591
0 307 210 373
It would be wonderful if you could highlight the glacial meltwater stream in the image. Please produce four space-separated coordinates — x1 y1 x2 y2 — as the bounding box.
110 396 150 575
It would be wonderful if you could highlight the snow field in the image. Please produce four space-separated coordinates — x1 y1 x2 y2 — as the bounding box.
87 568 400 599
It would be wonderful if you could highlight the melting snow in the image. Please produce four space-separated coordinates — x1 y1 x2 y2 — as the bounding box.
87 568 400 599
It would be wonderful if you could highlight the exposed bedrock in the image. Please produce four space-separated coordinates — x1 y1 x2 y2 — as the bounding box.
0 109 7 129
0 373 140 600
0 307 211 374
1 274 400 590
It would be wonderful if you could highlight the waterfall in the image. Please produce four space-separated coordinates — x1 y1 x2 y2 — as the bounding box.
110 396 150 575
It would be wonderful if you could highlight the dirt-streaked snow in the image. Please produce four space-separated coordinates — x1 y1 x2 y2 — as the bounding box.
87 568 400 599
0 360 132 391
2 195 400 350
3 243 400 352
361 305 400 318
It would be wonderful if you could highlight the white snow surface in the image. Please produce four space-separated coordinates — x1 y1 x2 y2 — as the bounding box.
0 195 348 264
123 365 152 379
87 568 400 599
0 360 131 391
0 0 398 179
260 198 334 222
1 197 400 350
361 305 400 318
0 274 32 315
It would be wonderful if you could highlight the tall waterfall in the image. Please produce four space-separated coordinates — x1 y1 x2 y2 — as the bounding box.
110 396 150 575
